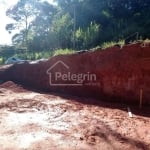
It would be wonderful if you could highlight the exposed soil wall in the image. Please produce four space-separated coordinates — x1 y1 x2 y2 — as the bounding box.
0 42 150 104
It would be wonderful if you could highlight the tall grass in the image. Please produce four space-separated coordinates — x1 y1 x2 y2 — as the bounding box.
101 40 125 49
53 48 75 56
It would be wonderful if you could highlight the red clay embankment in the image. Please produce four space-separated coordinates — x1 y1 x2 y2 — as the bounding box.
0 42 150 104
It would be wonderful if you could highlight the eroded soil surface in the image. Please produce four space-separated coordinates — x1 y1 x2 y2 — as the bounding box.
0 81 150 150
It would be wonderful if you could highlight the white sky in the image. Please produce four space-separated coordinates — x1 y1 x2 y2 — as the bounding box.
0 0 55 45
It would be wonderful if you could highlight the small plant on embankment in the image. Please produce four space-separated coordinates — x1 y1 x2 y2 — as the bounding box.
53 48 75 56
100 40 125 49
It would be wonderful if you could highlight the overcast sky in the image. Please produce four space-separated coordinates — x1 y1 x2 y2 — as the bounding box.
0 0 55 45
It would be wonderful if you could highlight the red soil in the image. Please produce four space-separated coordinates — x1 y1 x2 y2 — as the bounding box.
0 42 150 104
0 81 150 150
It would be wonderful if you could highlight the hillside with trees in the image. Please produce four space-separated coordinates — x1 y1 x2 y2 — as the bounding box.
0 0 150 63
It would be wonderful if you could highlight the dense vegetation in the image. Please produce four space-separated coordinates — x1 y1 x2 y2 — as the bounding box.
0 0 150 64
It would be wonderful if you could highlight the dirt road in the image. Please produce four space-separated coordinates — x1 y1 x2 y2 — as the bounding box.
0 81 150 150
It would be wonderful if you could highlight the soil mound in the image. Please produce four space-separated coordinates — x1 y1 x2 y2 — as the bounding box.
0 81 27 92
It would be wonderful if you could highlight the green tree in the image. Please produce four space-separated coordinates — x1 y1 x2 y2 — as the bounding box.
5 0 150 52
6 0 39 48
75 22 100 49
49 13 74 49
27 1 57 51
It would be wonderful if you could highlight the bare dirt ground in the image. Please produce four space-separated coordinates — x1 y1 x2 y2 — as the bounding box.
0 81 150 150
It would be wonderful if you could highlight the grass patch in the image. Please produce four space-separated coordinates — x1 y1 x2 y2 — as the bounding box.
90 40 125 51
101 40 125 49
53 48 75 56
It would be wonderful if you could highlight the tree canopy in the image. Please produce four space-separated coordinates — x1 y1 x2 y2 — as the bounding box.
5 0 150 51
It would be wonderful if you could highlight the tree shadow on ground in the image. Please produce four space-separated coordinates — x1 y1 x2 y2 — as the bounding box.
0 81 149 118
81 120 150 150
44 91 150 118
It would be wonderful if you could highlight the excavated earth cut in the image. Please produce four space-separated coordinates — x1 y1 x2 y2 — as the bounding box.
0 42 150 104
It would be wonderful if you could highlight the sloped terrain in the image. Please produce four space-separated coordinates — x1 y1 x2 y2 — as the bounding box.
0 81 150 150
